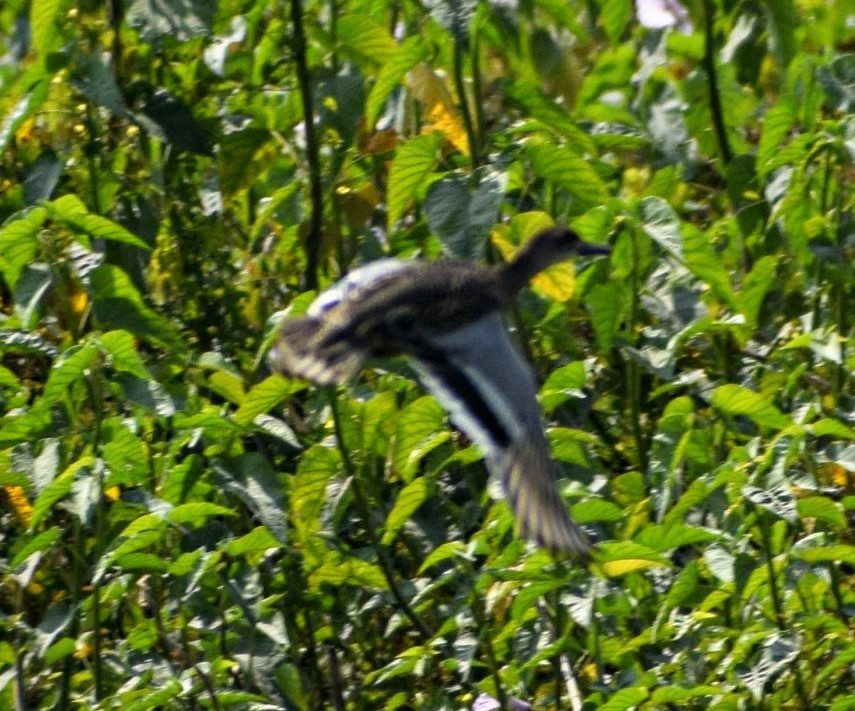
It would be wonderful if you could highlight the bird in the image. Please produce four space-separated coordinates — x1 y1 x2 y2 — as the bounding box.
269 226 610 557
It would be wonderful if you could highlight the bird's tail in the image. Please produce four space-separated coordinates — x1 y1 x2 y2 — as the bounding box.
268 317 367 385
497 436 591 558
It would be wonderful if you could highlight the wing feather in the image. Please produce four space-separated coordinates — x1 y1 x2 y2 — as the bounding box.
410 315 590 557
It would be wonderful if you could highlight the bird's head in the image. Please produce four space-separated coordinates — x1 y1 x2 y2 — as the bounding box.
504 226 611 287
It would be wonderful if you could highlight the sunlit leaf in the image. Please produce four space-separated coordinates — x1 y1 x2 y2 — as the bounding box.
367 36 429 127
233 375 305 426
338 14 397 68
99 330 150 379
382 477 430 544
387 133 442 228
394 396 450 480
527 143 609 208
796 496 847 529
309 556 389 591
408 63 469 155
598 686 649 710
48 195 150 249
594 541 669 576
712 384 790 431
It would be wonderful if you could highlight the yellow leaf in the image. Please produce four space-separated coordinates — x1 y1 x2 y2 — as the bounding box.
407 63 469 156
70 286 89 318
491 223 577 301
816 462 853 491
3 486 32 527
532 263 577 302
598 558 664 576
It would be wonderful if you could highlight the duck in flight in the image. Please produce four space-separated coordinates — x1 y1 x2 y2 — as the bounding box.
269 226 610 557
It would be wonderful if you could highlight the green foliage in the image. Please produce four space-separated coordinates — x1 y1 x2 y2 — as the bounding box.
1 0 853 709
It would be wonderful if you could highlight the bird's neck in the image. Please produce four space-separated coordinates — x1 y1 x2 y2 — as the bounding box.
497 241 564 297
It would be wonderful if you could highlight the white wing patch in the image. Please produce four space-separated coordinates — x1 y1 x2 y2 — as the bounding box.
308 259 414 316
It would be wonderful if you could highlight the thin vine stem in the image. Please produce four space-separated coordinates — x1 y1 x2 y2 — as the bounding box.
702 0 733 165
327 391 435 642
290 0 324 290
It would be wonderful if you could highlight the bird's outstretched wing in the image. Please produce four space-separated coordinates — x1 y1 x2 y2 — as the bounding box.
269 259 414 385
268 315 368 384
408 314 590 557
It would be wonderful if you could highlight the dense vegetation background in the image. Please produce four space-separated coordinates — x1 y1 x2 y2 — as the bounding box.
1 0 853 708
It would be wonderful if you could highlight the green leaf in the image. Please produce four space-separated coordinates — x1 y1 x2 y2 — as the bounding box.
594 541 670 576
424 169 506 258
218 127 277 195
763 0 797 65
382 477 429 544
42 343 99 404
638 197 683 258
338 15 397 68
93 512 168 584
44 637 75 666
599 687 649 710
70 54 128 118
290 445 341 541
504 81 596 152
215 453 288 544
99 330 150 379
10 526 61 570
114 552 170 573
571 498 623 523
207 370 245 404
366 36 429 127
539 361 587 411
510 579 565 622
223 526 283 557
738 255 778 329
30 457 95 529
0 80 49 155
798 544 855 566
419 541 468 572
0 407 53 448
527 143 609 208
167 502 237 525
102 418 149 487
634 523 720 551
31 0 65 56
797 496 847 529
586 280 626 352
650 686 723 703
233 375 306 426
90 264 185 351
387 133 442 228
394 396 451 481
549 427 593 466
47 195 150 249
711 384 790 431
757 99 797 173
665 560 699 609
810 418 855 439
682 224 735 307
309 556 389 591
599 0 631 44
175 407 244 433
0 206 47 289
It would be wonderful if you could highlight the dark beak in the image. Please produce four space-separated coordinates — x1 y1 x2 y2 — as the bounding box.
576 241 612 257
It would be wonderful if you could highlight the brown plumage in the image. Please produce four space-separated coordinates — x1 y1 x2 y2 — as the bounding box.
270 226 610 556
